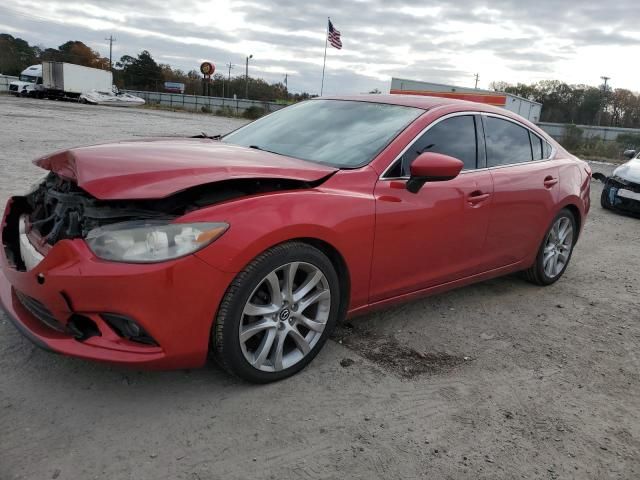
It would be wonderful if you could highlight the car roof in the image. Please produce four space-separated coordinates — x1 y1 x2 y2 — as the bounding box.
317 94 551 138
318 94 508 113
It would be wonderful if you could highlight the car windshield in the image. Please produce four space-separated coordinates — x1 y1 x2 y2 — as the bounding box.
222 99 423 168
19 75 37 83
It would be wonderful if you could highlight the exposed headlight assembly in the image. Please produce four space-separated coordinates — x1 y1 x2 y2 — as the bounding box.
24 174 49 195
86 221 229 263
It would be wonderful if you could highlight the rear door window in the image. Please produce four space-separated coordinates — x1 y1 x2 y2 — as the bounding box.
485 117 533 167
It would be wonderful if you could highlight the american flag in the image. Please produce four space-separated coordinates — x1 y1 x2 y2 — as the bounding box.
328 20 342 49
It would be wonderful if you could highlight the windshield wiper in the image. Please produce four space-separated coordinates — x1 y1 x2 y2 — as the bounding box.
191 133 223 140
248 145 283 156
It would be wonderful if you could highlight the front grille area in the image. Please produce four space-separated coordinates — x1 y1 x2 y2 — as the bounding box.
9 84 18 92
15 290 68 333
608 176 640 194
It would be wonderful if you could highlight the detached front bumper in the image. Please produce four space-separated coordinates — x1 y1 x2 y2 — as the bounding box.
0 198 234 370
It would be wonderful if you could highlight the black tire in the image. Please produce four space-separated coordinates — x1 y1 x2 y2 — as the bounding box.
213 241 341 383
523 208 577 286
600 185 611 210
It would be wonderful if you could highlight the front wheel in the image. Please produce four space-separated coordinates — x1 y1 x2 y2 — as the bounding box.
600 185 611 209
524 209 577 286
213 242 340 383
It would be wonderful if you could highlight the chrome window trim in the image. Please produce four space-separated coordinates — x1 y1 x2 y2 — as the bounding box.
380 110 557 180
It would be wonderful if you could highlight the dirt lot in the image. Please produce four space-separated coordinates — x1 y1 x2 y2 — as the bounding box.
1 95 639 480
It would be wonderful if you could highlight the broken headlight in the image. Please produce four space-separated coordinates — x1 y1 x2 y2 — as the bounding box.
85 221 229 263
24 174 49 195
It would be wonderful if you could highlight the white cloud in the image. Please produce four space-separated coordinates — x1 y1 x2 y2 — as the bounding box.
1 0 638 94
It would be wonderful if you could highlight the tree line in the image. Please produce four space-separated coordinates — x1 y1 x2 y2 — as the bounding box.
490 80 640 129
2 33 638 124
0 33 310 102
0 34 110 73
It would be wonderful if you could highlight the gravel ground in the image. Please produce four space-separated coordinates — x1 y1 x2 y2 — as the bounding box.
1 95 639 480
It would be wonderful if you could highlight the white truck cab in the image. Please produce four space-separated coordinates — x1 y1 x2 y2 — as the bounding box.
9 65 43 97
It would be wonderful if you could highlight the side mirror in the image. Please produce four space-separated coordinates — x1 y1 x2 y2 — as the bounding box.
623 149 637 159
406 152 464 193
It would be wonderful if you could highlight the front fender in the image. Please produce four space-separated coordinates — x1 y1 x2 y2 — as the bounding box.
181 169 377 310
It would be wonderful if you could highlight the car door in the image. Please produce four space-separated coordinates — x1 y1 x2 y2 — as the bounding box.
369 113 495 303
482 114 560 267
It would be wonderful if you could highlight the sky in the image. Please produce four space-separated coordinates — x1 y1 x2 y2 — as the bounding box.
1 0 639 95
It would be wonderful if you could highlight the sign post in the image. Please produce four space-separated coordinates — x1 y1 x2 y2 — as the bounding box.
200 62 215 96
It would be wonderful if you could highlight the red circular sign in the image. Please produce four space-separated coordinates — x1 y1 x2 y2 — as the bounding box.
200 62 215 76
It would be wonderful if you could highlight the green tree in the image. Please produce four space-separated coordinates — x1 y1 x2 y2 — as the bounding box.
116 50 163 90
491 79 640 127
0 34 39 75
56 40 108 68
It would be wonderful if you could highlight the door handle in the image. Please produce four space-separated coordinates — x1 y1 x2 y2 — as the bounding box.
467 191 491 205
544 176 558 188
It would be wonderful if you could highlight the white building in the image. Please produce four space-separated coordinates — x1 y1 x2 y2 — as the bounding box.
390 78 542 123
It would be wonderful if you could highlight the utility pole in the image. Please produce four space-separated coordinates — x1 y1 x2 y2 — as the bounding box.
284 73 288 99
105 35 116 70
245 54 253 99
225 62 234 98
599 76 611 126
474 73 480 89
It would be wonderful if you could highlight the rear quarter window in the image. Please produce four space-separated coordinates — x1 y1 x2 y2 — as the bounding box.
530 132 543 160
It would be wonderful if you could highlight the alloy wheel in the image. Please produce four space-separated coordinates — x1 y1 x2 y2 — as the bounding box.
542 216 574 278
239 262 331 372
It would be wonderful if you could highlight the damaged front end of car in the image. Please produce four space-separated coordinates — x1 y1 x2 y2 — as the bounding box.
595 154 640 217
599 175 640 216
2 172 325 272
0 137 338 367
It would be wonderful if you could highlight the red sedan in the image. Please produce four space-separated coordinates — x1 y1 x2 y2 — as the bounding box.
0 95 591 382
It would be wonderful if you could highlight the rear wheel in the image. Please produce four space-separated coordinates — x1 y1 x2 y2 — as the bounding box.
213 242 340 383
524 209 577 286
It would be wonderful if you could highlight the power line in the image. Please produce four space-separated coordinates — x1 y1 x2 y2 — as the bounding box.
598 76 611 126
225 62 234 98
105 35 116 70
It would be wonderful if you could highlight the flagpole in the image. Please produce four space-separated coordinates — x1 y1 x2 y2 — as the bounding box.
320 17 329 96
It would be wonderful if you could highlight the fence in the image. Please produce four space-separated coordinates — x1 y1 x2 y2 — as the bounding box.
538 122 640 143
0 74 18 93
123 90 285 116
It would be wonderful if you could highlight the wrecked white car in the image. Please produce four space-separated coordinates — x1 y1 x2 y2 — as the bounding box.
80 88 145 107
598 150 640 216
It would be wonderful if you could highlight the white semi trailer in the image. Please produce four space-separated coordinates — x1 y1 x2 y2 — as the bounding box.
42 61 112 99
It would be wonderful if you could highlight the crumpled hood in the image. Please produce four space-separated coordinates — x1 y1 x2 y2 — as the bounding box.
34 138 337 200
613 158 640 184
